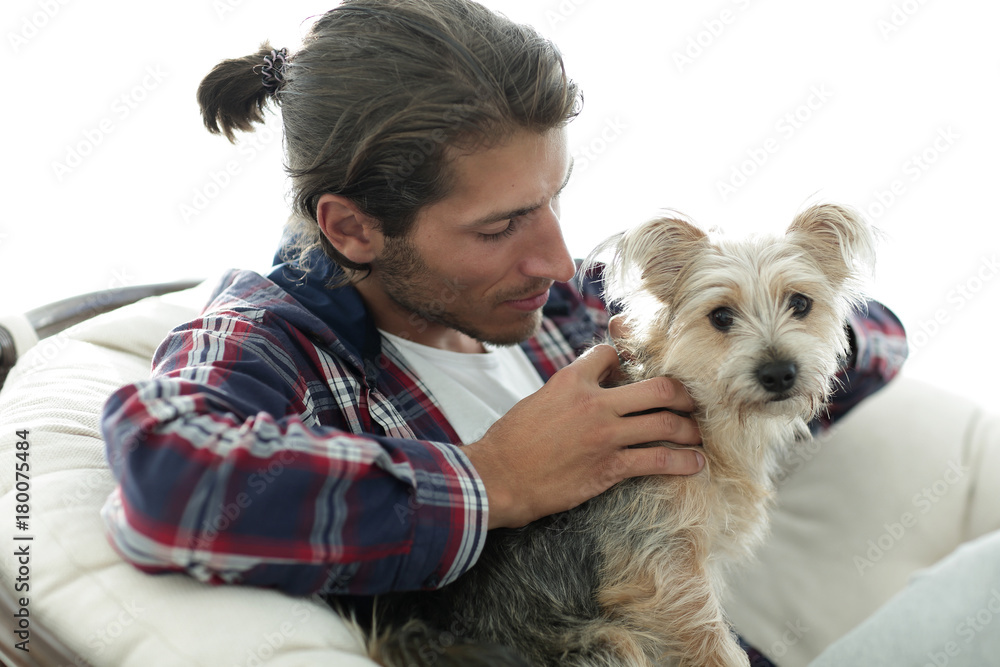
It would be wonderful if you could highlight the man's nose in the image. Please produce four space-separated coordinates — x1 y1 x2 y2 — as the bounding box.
521 207 576 283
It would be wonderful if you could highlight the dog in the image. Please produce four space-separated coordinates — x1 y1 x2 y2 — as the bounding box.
359 203 876 667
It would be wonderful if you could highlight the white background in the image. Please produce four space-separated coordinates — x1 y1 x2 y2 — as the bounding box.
2 0 998 409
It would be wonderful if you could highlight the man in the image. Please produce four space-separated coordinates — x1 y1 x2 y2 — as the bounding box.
101 1 906 663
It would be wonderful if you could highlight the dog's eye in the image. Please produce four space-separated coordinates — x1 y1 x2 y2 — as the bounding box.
790 294 813 318
709 307 735 332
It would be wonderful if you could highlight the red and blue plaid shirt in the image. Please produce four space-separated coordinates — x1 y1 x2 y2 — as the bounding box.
101 250 908 600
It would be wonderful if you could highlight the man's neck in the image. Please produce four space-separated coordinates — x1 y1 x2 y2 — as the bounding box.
354 279 486 354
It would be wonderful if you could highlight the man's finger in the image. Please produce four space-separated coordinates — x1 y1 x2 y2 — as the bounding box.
628 409 701 446
567 343 622 382
606 376 697 415
608 315 636 363
609 314 629 341
621 445 705 478
601 407 701 448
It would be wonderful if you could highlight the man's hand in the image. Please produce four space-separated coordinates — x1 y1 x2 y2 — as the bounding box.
463 343 703 529
608 313 635 363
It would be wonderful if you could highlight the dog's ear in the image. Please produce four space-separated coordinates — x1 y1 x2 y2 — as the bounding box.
602 215 709 305
786 204 876 288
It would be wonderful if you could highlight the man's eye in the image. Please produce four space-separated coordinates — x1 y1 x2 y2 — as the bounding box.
479 218 519 242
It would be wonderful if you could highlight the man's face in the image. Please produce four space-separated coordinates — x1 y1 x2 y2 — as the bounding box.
366 127 576 347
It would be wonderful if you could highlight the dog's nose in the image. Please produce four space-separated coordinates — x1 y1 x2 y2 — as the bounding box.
757 361 797 393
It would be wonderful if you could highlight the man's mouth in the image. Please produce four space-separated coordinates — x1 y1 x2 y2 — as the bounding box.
503 289 551 312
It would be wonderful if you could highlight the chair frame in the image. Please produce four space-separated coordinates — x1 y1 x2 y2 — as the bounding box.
0 280 201 389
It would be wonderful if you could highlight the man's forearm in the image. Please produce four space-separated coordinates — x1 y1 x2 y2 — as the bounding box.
101 377 488 596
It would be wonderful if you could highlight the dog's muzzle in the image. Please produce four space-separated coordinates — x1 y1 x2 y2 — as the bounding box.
756 360 797 394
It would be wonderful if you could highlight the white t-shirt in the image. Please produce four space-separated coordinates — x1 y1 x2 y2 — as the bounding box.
380 331 544 444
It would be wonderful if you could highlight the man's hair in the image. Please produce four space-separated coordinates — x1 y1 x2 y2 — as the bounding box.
197 0 582 279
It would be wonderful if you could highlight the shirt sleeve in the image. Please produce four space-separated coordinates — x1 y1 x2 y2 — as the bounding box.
100 310 488 597
810 299 909 433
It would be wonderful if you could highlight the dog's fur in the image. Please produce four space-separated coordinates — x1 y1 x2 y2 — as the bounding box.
358 204 876 667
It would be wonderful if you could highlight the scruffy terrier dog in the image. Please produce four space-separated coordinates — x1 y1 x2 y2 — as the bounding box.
363 203 876 667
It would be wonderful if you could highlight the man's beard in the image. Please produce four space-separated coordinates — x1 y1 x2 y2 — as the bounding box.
372 235 548 346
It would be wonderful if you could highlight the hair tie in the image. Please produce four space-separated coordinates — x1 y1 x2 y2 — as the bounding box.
261 48 289 94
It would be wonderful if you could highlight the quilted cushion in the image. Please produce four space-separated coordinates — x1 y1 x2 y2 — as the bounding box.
0 283 377 666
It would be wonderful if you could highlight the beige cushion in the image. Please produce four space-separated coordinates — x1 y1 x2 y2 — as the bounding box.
724 378 1000 664
0 282 376 666
1 281 998 665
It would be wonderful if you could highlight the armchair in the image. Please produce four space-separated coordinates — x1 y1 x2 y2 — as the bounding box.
1 278 997 666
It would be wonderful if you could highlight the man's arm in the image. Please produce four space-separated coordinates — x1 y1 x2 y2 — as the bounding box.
101 311 488 597
103 307 705 596
812 299 909 433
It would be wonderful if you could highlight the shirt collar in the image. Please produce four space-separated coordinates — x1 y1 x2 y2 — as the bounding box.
267 246 383 384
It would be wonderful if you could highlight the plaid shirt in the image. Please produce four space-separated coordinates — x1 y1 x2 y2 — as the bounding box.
101 251 908 599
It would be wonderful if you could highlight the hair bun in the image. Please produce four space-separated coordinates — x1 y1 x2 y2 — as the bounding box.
197 41 286 143
260 48 289 95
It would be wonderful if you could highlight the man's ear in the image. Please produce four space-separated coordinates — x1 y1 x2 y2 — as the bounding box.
316 194 382 264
